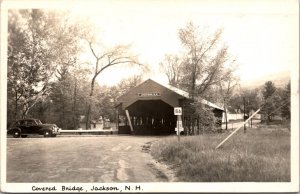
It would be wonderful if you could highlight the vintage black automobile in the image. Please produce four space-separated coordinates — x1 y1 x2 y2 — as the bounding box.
7 119 60 138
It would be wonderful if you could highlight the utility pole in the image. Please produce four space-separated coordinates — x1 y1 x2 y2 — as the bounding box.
224 99 228 130
248 98 250 128
243 97 246 133
250 110 253 128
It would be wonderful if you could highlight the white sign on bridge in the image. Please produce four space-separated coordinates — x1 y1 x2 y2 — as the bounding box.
174 107 182 115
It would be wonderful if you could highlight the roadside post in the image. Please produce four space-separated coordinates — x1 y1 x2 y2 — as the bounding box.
174 107 183 142
243 97 246 133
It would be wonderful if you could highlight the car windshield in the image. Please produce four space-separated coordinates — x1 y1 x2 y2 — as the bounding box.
35 120 42 125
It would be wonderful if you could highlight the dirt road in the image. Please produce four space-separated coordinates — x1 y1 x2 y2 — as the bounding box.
7 135 174 182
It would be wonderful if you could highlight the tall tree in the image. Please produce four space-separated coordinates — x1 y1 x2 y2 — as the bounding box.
114 75 143 98
84 39 141 129
7 9 82 121
219 75 239 130
281 81 290 119
45 65 91 128
158 22 237 132
261 81 277 124
159 54 183 87
228 88 261 116
7 10 28 122
178 22 231 99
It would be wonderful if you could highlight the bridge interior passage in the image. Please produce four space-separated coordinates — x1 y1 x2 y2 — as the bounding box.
121 100 176 135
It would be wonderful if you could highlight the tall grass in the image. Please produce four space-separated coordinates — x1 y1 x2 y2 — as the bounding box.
151 126 290 182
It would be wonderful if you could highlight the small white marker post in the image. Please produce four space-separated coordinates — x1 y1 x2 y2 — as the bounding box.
174 107 183 142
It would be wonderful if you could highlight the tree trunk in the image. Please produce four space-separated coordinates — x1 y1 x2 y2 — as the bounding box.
72 79 77 129
86 104 91 129
86 76 96 130
197 117 200 135
15 91 18 120
62 96 66 129
191 118 194 135
190 65 197 100
183 117 187 135
187 117 190 135
22 107 29 119
224 100 228 130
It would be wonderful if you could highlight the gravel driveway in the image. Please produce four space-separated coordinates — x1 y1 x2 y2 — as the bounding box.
7 135 174 182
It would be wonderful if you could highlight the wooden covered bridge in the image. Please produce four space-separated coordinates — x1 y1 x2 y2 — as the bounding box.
115 79 223 135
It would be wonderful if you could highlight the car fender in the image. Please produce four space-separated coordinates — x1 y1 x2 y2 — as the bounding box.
8 127 21 134
38 127 52 135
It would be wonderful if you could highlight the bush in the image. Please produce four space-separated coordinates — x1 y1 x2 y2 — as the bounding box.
184 100 219 134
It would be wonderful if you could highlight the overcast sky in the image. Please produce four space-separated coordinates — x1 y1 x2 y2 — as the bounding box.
4 0 299 86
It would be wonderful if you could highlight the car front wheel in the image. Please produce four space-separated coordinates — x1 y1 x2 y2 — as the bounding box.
13 131 21 138
44 130 52 137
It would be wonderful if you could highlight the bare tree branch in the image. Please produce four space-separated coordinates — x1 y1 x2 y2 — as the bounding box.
84 39 141 129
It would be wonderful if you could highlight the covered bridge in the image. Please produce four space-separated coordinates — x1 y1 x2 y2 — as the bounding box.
115 79 223 135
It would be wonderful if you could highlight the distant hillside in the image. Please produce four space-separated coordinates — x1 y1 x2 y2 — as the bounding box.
241 71 290 89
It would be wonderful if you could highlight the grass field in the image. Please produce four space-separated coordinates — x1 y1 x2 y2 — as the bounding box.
151 124 290 182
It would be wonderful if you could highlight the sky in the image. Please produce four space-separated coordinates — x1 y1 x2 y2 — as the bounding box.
3 0 299 86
